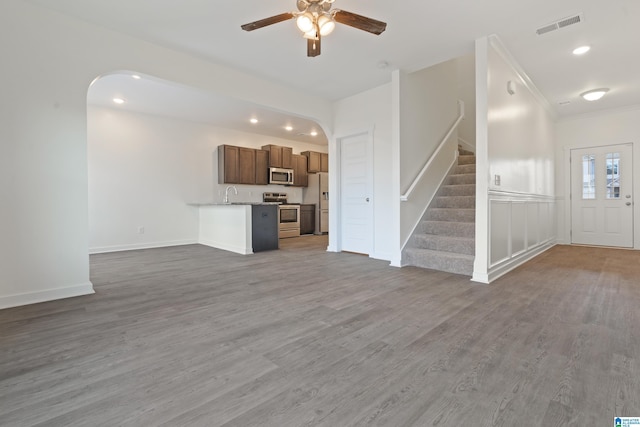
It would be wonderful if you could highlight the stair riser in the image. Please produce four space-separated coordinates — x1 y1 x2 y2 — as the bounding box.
440 185 475 196
413 235 475 255
426 209 475 222
446 174 476 185
434 196 475 209
405 249 474 276
457 155 476 165
454 164 476 174
422 221 475 238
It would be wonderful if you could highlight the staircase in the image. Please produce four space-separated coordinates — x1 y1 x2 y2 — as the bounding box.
404 147 476 276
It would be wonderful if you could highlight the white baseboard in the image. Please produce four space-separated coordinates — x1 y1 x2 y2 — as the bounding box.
471 272 490 284
0 282 95 310
198 239 252 255
485 242 556 283
89 239 198 254
369 251 393 262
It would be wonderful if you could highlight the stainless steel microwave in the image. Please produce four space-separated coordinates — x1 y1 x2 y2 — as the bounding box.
269 167 294 185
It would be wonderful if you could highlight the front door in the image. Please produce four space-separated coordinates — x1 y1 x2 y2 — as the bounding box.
571 143 633 247
339 132 373 255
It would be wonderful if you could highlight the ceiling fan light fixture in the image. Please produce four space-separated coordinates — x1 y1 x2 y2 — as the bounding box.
241 0 387 57
303 27 319 40
317 14 335 36
296 13 315 33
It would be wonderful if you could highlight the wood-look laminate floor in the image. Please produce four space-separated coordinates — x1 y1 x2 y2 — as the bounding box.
1 237 639 426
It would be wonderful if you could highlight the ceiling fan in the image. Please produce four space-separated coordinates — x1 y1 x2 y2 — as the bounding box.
241 0 387 57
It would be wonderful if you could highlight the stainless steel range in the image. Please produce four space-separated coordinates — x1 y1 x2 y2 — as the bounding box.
263 193 300 239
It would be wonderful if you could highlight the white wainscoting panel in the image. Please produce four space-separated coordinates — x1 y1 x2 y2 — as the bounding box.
526 202 539 248
511 202 527 256
488 191 556 281
490 201 511 265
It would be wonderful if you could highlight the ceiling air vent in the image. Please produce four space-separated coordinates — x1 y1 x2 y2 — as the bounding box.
536 13 583 36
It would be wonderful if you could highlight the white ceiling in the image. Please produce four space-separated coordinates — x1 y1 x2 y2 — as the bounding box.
30 0 640 129
87 72 329 145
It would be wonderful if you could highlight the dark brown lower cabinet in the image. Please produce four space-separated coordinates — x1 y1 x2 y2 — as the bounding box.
300 204 315 235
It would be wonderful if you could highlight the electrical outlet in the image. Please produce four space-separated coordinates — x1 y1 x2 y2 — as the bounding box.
494 175 501 186
137 226 145 234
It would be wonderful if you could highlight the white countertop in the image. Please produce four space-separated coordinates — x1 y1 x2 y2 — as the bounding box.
188 202 280 206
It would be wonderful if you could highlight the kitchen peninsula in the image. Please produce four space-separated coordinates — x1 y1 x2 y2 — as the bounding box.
189 202 279 254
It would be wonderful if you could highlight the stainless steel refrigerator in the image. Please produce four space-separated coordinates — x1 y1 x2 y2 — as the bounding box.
303 172 329 234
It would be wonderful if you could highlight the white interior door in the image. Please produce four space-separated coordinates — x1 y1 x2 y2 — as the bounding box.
571 143 633 247
340 132 373 255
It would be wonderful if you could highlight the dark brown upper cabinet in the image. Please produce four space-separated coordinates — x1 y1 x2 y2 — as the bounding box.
302 151 328 173
255 149 269 185
262 144 293 169
320 153 329 172
292 154 308 187
302 151 320 173
219 144 261 185
238 147 256 185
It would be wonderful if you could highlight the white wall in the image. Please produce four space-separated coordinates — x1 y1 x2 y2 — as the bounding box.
555 106 640 248
456 53 477 150
88 106 327 253
473 36 557 283
332 84 395 261
0 0 332 309
399 60 460 246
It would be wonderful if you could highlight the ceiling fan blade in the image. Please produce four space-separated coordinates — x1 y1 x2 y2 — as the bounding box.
307 36 321 57
241 12 294 31
334 10 387 35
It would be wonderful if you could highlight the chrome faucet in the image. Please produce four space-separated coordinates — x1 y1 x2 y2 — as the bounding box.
223 185 238 204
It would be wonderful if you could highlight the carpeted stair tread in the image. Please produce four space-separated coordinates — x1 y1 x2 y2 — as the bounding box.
454 164 476 174
421 220 475 238
457 155 476 165
405 248 474 276
426 208 475 222
413 234 475 255
447 174 476 185
440 184 475 196
433 195 476 209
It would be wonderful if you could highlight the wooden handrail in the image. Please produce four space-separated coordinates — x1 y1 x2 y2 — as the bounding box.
400 100 465 202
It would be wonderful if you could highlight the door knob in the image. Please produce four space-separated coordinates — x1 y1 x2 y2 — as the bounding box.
626 195 632 199
626 202 632 206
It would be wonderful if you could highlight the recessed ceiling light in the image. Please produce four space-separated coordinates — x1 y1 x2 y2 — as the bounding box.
113 97 126 104
285 125 293 132
132 74 141 80
250 118 259 124
572 46 591 55
310 130 318 137
581 88 609 101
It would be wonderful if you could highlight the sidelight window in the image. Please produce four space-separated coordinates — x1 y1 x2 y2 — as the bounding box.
582 154 596 199
605 152 620 199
